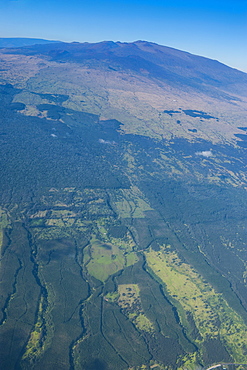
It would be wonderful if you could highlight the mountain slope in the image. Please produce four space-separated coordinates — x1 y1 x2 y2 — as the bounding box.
3 40 247 96
0 37 59 48
1 40 246 146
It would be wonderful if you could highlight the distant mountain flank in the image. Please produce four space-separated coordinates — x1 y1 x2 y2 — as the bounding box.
0 37 59 48
2 39 247 96
0 39 246 146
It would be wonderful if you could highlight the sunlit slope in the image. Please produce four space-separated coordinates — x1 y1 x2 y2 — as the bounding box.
0 40 247 145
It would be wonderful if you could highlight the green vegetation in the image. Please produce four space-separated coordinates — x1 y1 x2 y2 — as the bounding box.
114 186 154 219
118 284 155 333
135 314 154 332
85 232 138 281
85 238 126 281
21 294 52 365
118 283 140 306
145 246 247 363
104 291 119 302
0 208 9 251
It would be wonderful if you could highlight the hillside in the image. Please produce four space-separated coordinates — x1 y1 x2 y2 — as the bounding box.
0 40 247 370
0 37 58 48
1 40 247 147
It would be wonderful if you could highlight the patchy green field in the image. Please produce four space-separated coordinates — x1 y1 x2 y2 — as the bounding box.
113 186 154 219
145 246 247 362
85 239 126 281
117 284 155 333
0 208 8 252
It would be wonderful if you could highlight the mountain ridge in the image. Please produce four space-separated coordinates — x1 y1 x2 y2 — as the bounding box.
1 39 246 99
0 37 59 48
1 38 245 73
1 39 246 147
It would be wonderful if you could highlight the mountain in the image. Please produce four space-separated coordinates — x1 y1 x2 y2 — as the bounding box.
0 40 247 370
3 39 247 97
1 40 246 146
0 37 59 48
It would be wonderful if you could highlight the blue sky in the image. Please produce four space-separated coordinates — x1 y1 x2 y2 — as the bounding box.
0 0 246 72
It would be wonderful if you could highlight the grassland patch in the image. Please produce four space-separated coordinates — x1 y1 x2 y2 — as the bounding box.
0 208 9 251
145 246 247 362
118 284 154 333
86 240 125 281
113 186 153 219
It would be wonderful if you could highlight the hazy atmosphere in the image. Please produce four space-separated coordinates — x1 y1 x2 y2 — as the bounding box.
0 0 246 72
